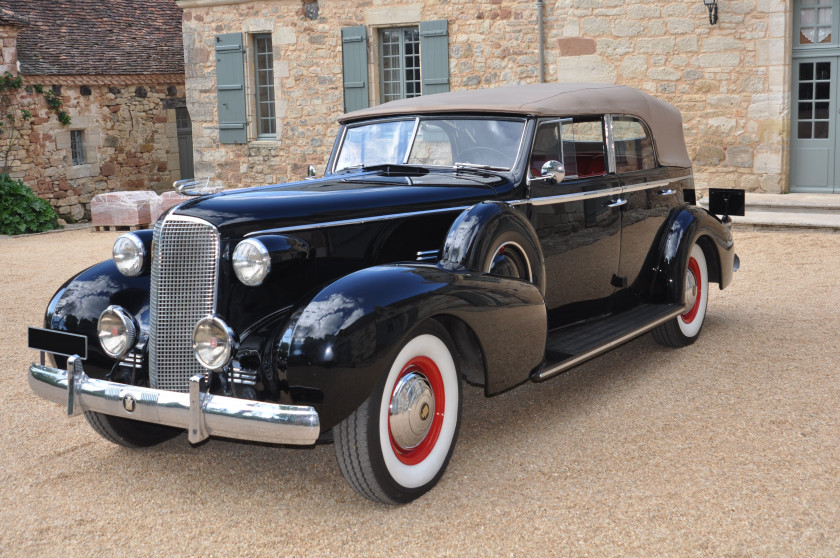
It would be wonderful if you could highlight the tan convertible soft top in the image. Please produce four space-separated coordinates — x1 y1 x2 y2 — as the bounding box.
340 83 691 168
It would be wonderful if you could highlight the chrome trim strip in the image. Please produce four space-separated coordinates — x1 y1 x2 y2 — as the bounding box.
248 175 692 237
246 205 471 236
516 186 624 207
620 176 691 194
402 117 421 165
29 361 321 445
535 307 684 381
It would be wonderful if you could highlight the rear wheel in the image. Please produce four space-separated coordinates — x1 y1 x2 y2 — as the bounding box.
652 242 709 348
334 320 462 504
84 411 181 448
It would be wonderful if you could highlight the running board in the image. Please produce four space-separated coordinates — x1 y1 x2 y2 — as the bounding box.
532 305 684 382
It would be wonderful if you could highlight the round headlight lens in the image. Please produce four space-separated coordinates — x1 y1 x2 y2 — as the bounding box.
193 315 236 370
232 239 271 286
113 233 146 277
98 306 138 358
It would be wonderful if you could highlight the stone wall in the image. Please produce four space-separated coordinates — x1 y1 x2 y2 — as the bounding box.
179 0 791 193
1 78 186 221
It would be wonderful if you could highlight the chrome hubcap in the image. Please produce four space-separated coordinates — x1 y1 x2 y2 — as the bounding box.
684 268 698 312
389 372 435 450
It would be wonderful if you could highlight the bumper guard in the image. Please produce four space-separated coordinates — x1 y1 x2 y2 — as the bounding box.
29 356 320 445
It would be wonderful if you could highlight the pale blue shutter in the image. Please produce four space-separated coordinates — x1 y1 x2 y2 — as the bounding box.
215 33 247 144
342 26 369 112
419 20 449 95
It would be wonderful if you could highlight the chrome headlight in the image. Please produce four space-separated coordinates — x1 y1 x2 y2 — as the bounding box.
98 306 138 358
113 233 146 277
232 239 271 286
193 315 236 370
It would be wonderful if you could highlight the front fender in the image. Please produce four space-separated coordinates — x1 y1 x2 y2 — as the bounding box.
44 260 151 378
279 264 546 430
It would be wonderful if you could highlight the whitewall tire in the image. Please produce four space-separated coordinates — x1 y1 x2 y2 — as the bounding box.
335 320 462 504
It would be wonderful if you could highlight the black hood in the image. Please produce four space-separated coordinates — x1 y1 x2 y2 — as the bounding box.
173 169 511 238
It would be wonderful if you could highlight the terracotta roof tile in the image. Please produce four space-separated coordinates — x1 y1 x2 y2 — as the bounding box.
5 0 184 76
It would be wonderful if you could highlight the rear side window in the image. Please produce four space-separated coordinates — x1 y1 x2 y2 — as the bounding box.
613 117 656 172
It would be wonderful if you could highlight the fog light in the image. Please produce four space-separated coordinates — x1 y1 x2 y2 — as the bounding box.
193 315 236 370
98 306 138 358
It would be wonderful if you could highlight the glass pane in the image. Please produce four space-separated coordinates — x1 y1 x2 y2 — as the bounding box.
798 122 813 138
802 0 817 7
816 62 831 80
800 82 814 100
799 102 813 120
801 29 816 44
814 121 829 138
800 63 814 81
815 101 830 118
818 7 832 24
816 82 830 99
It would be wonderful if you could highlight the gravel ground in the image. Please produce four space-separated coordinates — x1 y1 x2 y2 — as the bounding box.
1 227 839 556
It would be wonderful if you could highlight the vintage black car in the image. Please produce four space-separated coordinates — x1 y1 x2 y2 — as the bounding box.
28 83 740 504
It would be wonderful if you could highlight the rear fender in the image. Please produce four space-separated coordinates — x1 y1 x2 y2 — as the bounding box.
655 207 736 304
279 264 546 430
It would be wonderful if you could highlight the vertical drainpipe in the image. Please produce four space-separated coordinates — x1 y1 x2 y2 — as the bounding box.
537 0 545 83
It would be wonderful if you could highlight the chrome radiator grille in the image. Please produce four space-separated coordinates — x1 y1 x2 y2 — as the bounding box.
149 215 220 392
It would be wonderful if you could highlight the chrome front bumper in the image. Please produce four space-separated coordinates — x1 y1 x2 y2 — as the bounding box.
29 356 320 445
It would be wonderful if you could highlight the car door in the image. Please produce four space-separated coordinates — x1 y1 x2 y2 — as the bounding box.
611 115 685 310
527 117 622 329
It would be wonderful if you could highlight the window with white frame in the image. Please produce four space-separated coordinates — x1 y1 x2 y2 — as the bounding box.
379 27 421 103
253 33 276 138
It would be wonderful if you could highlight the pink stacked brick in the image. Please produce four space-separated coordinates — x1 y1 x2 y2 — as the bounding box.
91 191 162 226
159 191 191 214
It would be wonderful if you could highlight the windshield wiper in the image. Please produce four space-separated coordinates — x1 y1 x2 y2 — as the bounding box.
454 162 510 172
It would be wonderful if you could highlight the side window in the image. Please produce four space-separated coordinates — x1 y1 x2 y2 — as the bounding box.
562 119 606 178
530 118 606 178
613 117 656 172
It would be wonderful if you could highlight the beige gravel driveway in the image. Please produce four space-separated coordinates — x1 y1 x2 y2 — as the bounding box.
1 228 839 556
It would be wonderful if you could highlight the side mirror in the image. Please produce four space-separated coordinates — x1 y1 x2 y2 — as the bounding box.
305 165 317 180
540 160 565 184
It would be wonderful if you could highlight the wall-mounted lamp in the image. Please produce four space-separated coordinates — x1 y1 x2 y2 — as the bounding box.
704 0 718 25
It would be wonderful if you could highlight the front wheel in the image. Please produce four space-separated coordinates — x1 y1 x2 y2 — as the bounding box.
652 242 709 348
334 320 462 504
84 411 181 448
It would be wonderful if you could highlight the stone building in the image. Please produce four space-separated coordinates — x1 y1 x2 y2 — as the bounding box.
176 0 832 195
0 0 191 221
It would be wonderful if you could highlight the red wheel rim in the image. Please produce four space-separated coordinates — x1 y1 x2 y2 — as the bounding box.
681 257 702 324
389 356 445 465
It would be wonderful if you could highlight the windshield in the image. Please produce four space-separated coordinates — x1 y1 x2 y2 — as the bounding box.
333 117 527 173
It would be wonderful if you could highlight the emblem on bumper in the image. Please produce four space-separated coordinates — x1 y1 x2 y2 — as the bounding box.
122 393 136 413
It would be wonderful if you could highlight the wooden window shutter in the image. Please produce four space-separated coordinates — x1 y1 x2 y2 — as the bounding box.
419 20 449 95
215 33 247 144
341 26 369 112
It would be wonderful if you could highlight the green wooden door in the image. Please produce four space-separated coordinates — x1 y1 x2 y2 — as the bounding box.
791 0 840 192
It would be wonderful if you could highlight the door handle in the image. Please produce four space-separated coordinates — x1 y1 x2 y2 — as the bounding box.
607 198 627 208
657 189 676 196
